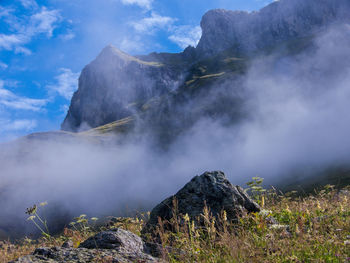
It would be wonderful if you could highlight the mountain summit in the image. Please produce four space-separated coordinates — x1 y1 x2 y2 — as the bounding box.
61 45 183 130
2 0 350 242
62 0 350 133
197 0 350 57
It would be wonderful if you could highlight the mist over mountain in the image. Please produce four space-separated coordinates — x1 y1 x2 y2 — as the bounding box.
61 46 186 131
1 0 350 239
197 0 350 57
62 0 350 133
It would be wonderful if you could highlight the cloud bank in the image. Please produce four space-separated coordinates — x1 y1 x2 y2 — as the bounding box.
1 23 350 239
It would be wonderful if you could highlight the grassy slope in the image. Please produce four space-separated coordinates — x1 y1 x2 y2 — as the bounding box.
1 185 349 263
3 35 349 261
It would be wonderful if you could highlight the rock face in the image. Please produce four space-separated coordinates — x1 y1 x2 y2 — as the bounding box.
11 228 160 263
142 171 260 236
61 45 183 131
61 0 350 132
196 0 350 57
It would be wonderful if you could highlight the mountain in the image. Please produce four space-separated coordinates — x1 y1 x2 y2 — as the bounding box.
1 0 350 241
61 0 350 133
197 0 350 57
61 46 185 131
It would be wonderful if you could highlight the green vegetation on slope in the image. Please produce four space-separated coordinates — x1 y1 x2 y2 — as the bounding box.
1 184 349 263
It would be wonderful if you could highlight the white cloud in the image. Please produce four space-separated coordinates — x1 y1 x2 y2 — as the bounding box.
120 0 153 10
46 68 79 100
2 79 19 88
1 119 37 132
15 46 32 55
29 7 61 38
119 36 144 53
0 34 25 50
19 0 39 9
60 104 69 114
0 61 8 70
131 12 175 33
0 6 13 18
0 7 61 53
0 80 48 111
60 32 75 41
169 25 202 49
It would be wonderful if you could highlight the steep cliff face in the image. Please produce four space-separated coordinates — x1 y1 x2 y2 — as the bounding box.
62 0 350 132
196 0 350 57
61 45 184 131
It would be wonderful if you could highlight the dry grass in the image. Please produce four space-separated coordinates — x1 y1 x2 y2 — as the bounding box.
0 238 61 263
1 186 349 263
151 186 350 263
80 116 135 135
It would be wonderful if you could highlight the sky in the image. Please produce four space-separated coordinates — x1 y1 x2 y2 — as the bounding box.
0 0 273 142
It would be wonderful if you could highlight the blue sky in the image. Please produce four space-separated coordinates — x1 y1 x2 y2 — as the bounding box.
0 0 272 142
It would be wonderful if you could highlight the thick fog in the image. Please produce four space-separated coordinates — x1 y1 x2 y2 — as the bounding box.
1 24 350 239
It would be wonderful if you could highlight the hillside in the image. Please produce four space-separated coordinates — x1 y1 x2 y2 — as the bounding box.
2 173 349 262
61 0 350 133
1 0 350 245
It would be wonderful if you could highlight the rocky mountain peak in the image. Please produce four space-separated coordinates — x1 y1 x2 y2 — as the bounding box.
96 44 159 68
61 0 350 132
61 44 182 131
196 0 350 57
97 44 132 64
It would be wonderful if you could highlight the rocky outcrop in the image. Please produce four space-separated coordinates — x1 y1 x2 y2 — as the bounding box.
142 171 260 237
11 228 160 263
61 0 350 133
196 0 350 57
61 45 184 131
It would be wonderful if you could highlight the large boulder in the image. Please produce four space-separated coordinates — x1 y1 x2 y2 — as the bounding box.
142 171 260 237
10 228 160 263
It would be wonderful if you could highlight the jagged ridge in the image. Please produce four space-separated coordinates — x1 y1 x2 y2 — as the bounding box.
62 0 350 133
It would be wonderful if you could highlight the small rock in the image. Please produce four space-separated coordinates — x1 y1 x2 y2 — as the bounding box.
61 240 73 248
33 247 54 257
11 228 161 263
79 228 143 253
269 224 289 230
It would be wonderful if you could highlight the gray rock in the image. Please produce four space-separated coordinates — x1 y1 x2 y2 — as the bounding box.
79 228 143 252
10 228 161 263
142 171 260 237
33 247 56 257
61 0 350 133
197 0 350 57
11 247 160 263
61 240 73 248
61 45 184 132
